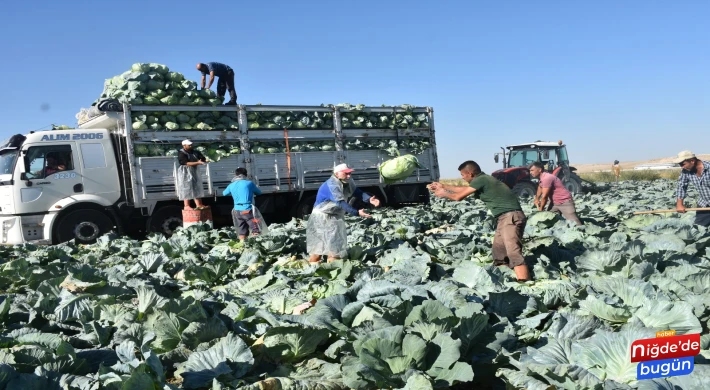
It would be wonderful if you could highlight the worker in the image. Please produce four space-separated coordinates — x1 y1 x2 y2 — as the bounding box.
223 167 263 240
430 161 531 282
307 163 381 263
176 140 208 210
674 150 710 227
196 62 237 106
612 160 621 181
529 161 583 225
34 154 66 177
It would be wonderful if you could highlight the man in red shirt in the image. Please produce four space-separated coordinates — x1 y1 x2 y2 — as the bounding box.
529 162 583 225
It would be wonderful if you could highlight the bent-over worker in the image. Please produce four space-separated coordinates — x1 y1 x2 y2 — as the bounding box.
430 160 531 281
529 161 583 226
196 62 237 105
223 167 263 240
176 140 207 210
307 163 381 263
674 150 710 227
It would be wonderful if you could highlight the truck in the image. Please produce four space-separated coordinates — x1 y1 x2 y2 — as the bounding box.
0 104 439 245
492 140 585 197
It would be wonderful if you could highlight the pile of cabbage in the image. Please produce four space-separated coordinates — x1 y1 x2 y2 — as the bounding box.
95 63 223 108
337 103 430 130
131 110 239 132
133 142 241 162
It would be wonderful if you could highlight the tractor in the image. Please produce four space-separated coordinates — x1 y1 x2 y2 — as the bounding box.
492 140 585 198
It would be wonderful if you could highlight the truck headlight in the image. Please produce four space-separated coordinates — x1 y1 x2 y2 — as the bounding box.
2 219 14 230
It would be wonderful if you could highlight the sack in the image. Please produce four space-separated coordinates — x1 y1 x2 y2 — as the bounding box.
252 205 269 236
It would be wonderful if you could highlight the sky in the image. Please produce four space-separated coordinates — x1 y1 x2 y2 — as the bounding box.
0 1 708 178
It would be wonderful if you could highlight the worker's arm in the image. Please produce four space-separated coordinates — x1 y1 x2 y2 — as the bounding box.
200 74 207 89
433 186 475 201
534 185 543 207
538 187 552 211
251 182 263 196
675 174 689 213
222 183 232 197
206 71 216 89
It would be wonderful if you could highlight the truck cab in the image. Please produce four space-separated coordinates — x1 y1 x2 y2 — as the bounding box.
0 130 121 245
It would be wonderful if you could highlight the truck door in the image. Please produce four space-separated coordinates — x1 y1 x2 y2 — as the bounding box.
18 144 82 213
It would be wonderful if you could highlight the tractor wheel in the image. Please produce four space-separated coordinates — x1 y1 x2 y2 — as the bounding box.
564 178 582 194
512 182 537 199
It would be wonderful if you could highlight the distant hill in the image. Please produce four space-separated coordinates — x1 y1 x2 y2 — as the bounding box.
573 154 710 173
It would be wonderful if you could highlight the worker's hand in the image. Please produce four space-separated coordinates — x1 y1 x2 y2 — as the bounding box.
432 188 448 198
677 205 687 213
369 196 381 207
358 209 371 218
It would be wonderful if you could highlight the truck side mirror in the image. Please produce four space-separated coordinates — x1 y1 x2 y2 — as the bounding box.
494 154 499 163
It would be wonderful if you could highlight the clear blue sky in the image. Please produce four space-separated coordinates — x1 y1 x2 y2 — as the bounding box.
1 1 708 178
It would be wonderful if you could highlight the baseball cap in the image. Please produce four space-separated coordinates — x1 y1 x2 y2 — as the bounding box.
334 163 354 174
674 150 696 164
182 139 193 145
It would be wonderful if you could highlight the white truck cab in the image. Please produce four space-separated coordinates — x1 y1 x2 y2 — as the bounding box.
0 130 121 244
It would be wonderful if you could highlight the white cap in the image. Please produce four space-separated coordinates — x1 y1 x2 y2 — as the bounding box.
334 163 354 174
674 150 696 164
182 139 193 145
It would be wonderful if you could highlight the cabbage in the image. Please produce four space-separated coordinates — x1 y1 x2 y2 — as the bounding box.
146 116 159 124
165 122 179 131
132 121 148 131
166 72 184 82
160 96 178 105
165 149 179 157
131 63 150 72
149 123 161 130
180 123 193 130
160 115 177 124
177 114 190 123
134 145 150 156
267 147 279 153
151 89 167 99
143 96 160 105
149 144 165 156
196 123 212 130
379 154 422 184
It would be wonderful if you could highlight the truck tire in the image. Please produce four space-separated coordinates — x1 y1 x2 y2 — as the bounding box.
511 182 537 199
56 210 114 245
147 206 183 236
294 195 317 219
564 178 582 194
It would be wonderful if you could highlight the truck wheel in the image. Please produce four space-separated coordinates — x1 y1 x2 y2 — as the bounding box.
564 178 582 194
147 206 183 236
512 182 537 199
293 195 316 219
56 210 114 245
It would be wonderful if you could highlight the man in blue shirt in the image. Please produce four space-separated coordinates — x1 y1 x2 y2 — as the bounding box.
196 62 237 105
307 163 381 263
674 150 710 226
223 167 263 240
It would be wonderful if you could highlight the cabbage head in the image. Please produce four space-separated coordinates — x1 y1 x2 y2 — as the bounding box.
134 145 150 156
165 122 179 131
132 121 148 131
379 154 422 184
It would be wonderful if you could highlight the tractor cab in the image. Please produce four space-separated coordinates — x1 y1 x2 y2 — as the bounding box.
492 140 582 197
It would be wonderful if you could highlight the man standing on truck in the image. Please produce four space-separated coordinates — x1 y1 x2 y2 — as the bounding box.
429 161 531 282
177 140 208 210
307 164 381 264
528 162 583 226
674 150 710 227
196 62 237 106
223 167 263 240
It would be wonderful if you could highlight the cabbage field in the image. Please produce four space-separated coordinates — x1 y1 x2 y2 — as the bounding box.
0 179 708 389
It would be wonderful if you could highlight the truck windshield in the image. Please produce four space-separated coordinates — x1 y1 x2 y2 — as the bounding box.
508 149 539 168
0 151 18 176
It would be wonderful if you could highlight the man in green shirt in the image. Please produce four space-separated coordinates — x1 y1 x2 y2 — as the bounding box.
430 160 530 281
